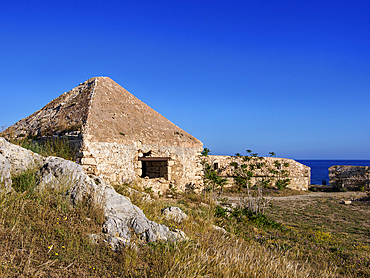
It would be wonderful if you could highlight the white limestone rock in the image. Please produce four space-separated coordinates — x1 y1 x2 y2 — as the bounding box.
37 156 183 250
0 138 186 251
0 137 44 175
169 229 188 241
161 206 189 223
0 154 12 191
212 225 228 234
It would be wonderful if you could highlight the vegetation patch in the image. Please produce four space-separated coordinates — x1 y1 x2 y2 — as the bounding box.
11 169 39 194
264 193 370 277
11 137 74 160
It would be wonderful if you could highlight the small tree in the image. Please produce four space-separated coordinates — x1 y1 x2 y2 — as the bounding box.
201 148 227 200
230 150 291 215
201 148 211 157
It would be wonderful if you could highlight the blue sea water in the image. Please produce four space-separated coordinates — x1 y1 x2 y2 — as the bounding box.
296 160 370 185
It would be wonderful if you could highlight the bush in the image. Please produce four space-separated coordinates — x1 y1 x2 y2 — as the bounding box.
11 169 38 194
11 137 74 160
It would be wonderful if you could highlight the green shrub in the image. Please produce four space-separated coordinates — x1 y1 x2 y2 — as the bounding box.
214 205 228 218
13 138 74 160
11 169 38 194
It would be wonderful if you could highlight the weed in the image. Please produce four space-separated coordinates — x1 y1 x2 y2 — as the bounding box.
214 205 228 218
11 137 74 160
11 169 39 194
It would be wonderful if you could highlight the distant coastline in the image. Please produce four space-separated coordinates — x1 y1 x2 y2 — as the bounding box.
297 160 370 185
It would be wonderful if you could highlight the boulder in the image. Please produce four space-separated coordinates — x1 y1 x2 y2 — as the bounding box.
0 137 44 175
161 206 189 223
37 156 184 250
0 154 12 191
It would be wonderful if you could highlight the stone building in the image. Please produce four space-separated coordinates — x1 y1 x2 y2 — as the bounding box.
1 77 204 192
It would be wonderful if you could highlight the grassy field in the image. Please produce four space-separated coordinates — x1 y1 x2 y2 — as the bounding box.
217 190 370 277
3 174 370 277
265 191 370 277
0 174 346 278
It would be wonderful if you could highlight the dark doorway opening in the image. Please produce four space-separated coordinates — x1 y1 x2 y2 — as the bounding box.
142 161 147 177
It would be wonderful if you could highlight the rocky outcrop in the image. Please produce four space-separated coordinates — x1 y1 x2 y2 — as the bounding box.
329 165 370 191
38 156 186 250
0 137 43 175
0 155 12 191
0 137 186 250
0 137 44 192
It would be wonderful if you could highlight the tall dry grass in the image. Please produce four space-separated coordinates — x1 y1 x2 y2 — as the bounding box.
0 171 341 277
113 187 338 278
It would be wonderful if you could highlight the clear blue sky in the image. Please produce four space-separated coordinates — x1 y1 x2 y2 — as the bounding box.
1 0 369 159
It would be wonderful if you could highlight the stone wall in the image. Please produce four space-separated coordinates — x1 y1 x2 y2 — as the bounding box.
329 165 370 191
78 139 204 194
23 133 204 194
203 155 310 191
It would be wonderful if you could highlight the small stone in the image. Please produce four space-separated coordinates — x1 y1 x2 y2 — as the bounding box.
169 229 188 241
161 206 188 223
212 225 228 234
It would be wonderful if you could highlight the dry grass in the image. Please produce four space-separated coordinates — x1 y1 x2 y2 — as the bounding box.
264 193 370 277
112 188 337 278
0 138 364 277
0 173 340 277
0 185 108 277
0 164 356 277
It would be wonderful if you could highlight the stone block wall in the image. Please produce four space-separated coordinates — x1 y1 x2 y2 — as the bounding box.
203 155 310 191
79 140 204 193
329 165 370 191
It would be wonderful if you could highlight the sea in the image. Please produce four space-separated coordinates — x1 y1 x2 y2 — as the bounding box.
296 160 370 185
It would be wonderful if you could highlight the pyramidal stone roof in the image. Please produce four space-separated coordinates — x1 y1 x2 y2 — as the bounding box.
3 77 202 148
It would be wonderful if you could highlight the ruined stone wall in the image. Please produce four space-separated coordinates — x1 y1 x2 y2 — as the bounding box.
203 155 310 191
78 139 203 194
329 165 370 191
